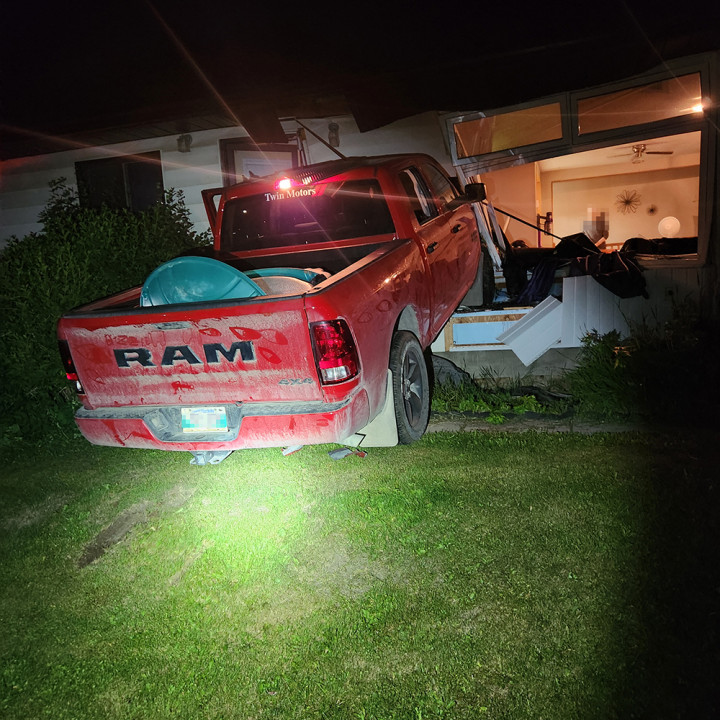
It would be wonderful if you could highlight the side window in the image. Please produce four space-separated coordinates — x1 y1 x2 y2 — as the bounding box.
75 152 164 211
422 163 459 209
399 168 438 224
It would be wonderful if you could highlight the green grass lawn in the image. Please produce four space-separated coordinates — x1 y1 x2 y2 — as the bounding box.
1 430 717 719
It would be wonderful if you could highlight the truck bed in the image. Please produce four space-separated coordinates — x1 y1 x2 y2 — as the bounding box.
71 239 397 313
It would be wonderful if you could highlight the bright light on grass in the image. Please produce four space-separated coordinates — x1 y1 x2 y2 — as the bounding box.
1 431 716 718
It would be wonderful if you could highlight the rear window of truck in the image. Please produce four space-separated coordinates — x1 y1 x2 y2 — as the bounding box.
220 179 395 251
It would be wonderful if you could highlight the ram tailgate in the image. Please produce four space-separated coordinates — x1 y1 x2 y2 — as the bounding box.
57 294 372 457
60 296 322 408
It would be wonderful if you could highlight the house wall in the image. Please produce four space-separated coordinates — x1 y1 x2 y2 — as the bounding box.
297 113 452 167
0 112 452 249
0 132 222 246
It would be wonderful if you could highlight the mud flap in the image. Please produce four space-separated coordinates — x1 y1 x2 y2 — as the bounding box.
341 370 399 448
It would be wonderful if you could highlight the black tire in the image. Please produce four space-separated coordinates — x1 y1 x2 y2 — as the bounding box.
389 331 430 444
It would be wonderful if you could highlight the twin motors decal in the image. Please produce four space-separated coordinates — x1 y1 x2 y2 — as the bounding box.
114 341 255 368
264 186 317 201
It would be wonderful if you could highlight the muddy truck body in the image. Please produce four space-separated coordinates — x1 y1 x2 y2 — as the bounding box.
58 154 483 464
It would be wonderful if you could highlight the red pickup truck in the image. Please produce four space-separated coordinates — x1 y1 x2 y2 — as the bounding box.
58 154 483 464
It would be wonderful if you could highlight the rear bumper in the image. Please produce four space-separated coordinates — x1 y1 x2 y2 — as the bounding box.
75 393 369 452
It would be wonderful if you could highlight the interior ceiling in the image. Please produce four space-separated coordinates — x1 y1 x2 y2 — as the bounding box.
538 132 702 172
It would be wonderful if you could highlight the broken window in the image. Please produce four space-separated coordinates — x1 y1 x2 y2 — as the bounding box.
444 59 711 265
469 131 701 260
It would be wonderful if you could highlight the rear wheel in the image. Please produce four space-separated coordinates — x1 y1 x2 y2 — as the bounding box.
389 331 430 444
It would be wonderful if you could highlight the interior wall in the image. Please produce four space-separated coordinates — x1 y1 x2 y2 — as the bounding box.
551 167 699 245
480 163 539 246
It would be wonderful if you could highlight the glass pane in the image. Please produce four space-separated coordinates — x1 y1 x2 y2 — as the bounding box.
125 160 164 212
399 169 437 223
221 179 395 251
577 73 702 135
454 103 563 158
422 163 458 207
75 152 162 210
76 159 126 209
233 150 294 180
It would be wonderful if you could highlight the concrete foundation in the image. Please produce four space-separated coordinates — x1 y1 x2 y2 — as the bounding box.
435 346 582 384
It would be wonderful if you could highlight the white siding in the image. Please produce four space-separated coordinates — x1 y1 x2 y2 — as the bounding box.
297 112 452 171
0 153 77 241
0 112 453 248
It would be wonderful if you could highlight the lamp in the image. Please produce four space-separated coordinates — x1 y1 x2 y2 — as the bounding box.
177 134 193 153
328 122 340 148
658 216 680 238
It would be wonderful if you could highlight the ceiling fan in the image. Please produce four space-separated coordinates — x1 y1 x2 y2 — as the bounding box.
611 143 674 163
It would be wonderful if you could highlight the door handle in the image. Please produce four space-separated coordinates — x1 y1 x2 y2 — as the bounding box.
427 242 438 254
451 223 462 234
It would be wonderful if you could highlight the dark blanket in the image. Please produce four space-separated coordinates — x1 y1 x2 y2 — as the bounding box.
510 233 648 304
621 236 697 255
570 251 648 299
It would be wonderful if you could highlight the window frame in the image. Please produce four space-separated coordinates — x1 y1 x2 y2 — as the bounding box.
74 151 164 211
399 167 439 225
445 96 572 173
420 162 459 210
219 138 298 187
570 69 707 144
442 54 714 265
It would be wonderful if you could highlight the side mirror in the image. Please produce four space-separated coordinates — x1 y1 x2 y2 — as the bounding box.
463 182 486 202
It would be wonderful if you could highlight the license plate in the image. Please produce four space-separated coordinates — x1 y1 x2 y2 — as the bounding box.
181 406 227 433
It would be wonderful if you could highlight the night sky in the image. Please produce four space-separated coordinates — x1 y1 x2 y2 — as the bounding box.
2 0 719 139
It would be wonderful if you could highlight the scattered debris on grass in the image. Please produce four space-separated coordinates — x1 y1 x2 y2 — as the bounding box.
328 447 367 460
282 445 304 456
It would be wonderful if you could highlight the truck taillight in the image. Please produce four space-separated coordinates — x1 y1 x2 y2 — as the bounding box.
311 320 360 384
58 340 85 394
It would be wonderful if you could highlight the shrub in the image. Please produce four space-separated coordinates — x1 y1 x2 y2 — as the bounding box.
0 180 210 443
567 306 720 422
565 330 640 420
431 373 569 419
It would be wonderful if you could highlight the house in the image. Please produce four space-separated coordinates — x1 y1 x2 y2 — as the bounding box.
1 49 718 380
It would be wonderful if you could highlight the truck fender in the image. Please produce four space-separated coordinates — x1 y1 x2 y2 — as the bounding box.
395 306 421 345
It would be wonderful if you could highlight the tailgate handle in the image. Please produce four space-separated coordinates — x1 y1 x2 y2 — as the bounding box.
451 223 463 234
427 241 438 254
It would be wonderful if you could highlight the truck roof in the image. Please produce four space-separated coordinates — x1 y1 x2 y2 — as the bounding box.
223 153 441 195
201 153 449 243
